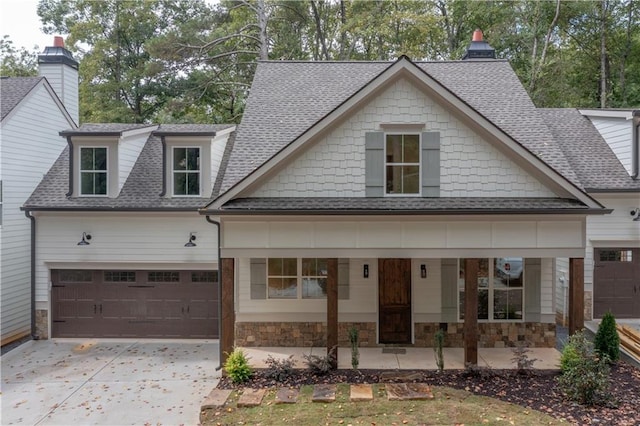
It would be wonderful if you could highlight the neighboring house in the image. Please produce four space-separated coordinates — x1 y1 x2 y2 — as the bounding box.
23 123 235 339
549 109 640 324
198 33 622 364
0 37 78 345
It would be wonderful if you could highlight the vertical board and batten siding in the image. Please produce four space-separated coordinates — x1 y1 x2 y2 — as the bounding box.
34 214 219 304
0 81 72 342
554 258 570 321
412 258 441 320
249 78 556 198
117 133 150 193
524 258 541 322
589 117 633 175
39 63 79 124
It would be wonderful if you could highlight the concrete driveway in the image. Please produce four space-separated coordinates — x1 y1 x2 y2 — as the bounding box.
1 339 220 425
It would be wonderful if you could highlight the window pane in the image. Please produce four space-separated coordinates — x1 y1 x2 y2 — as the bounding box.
174 148 186 170
494 257 523 287
268 277 297 298
302 258 313 276
94 172 107 195
386 135 403 163
302 278 327 298
104 271 136 282
174 173 186 195
148 271 180 282
268 258 282 275
186 173 200 195
80 148 93 170
192 271 218 282
403 134 419 162
478 289 489 319
494 289 523 320
186 148 200 170
317 259 328 276
386 165 402 194
81 172 94 194
599 250 633 262
94 148 107 170
282 258 297 276
59 270 93 282
402 166 419 194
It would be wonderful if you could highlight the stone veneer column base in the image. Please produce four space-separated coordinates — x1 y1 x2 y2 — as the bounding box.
235 321 556 348
35 309 49 340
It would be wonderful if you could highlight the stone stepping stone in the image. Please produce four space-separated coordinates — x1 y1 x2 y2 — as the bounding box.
312 384 336 402
275 387 299 404
237 388 266 407
386 383 434 401
201 389 232 409
350 384 373 402
380 371 423 382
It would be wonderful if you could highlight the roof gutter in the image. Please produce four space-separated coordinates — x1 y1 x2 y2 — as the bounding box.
24 211 38 339
632 111 640 180
65 136 73 197
159 136 167 197
22 207 202 212
200 208 613 216
205 215 224 372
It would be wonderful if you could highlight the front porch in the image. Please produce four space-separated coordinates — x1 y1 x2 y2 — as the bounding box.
242 346 561 370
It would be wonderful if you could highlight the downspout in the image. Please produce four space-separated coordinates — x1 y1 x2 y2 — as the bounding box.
65 136 73 197
205 215 223 370
159 136 167 196
632 111 639 180
24 211 37 339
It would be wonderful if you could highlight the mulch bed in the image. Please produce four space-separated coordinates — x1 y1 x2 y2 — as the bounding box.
218 361 640 426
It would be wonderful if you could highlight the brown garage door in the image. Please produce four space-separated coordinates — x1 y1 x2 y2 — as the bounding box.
52 269 219 338
593 248 640 319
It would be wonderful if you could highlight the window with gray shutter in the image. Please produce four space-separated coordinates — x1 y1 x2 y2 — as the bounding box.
421 132 440 197
250 258 266 299
338 258 349 299
365 132 384 197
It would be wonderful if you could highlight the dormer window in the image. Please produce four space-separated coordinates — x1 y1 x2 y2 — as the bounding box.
385 134 420 195
172 147 200 196
80 147 108 196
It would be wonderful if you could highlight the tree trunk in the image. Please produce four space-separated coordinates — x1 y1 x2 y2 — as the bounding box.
600 0 608 108
310 0 329 60
338 0 347 59
257 0 268 60
530 0 561 94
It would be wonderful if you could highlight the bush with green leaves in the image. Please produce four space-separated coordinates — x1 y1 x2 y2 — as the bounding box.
263 354 296 382
558 331 613 406
433 329 445 372
594 311 620 363
224 348 252 383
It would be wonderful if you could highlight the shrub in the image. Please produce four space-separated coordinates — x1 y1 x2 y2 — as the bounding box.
558 331 613 406
594 311 620 363
224 348 252 383
511 343 538 374
264 354 296 382
303 345 337 374
348 327 359 370
433 329 445 373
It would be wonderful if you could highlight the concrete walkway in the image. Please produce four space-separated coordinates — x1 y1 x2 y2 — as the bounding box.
1 339 220 425
242 346 561 370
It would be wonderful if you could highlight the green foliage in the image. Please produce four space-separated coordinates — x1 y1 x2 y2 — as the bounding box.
433 329 445 373
348 326 359 370
224 348 252 384
558 331 613 406
303 345 337 375
263 354 295 382
510 344 538 374
594 311 620 363
0 36 38 77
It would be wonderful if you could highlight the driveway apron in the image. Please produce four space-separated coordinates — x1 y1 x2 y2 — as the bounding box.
1 339 220 425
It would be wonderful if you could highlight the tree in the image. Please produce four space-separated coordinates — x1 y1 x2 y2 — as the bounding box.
0 36 38 77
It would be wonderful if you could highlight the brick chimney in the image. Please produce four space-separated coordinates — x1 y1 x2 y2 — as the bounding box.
462 29 496 60
38 36 79 124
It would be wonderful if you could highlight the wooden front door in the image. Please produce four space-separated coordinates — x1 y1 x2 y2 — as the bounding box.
378 259 412 344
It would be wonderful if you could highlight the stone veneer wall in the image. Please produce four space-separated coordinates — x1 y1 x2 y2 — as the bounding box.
235 321 556 348
584 290 593 320
35 309 48 340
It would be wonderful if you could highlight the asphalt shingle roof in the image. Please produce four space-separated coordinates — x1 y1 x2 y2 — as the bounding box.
0 76 43 121
540 108 640 191
220 59 581 194
59 123 157 135
220 197 591 213
24 124 235 210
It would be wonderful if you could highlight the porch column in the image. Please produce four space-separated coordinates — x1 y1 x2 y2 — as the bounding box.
221 258 235 364
568 258 584 335
464 258 479 366
327 258 338 368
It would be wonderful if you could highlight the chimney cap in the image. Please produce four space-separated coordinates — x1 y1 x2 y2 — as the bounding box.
53 36 64 48
472 29 483 42
462 29 496 60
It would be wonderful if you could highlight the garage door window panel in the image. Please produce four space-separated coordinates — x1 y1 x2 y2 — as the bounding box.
599 250 632 262
104 271 136 282
192 271 218 282
148 271 180 282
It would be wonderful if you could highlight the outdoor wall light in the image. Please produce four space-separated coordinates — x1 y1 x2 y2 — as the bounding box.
631 208 640 221
363 264 369 278
184 232 197 247
77 232 91 246
421 264 427 278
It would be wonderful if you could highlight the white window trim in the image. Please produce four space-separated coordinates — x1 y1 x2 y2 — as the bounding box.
266 258 328 300
383 132 421 197
457 258 526 323
79 146 109 197
171 146 202 197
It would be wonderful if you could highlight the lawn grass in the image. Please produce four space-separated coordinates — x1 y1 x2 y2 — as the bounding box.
200 384 564 425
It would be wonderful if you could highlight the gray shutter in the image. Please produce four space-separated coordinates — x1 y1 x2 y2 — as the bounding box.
250 258 266 299
421 132 440 197
441 258 458 322
524 258 541 322
365 132 384 197
338 258 350 300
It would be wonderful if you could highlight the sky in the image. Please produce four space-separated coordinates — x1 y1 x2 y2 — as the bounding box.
0 0 65 52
